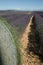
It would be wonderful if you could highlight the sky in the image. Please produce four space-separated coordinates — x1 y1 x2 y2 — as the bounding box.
0 0 43 11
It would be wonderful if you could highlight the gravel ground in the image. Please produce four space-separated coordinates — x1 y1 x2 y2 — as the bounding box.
0 21 17 65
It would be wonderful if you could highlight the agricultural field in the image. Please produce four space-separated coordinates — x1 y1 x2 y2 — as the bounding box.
0 10 43 65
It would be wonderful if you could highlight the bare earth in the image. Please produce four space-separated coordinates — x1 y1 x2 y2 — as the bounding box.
20 16 43 65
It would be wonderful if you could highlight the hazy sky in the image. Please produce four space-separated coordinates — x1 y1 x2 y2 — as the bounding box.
0 0 43 11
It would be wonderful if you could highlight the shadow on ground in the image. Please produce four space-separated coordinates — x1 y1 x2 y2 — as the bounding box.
34 52 43 63
0 52 3 65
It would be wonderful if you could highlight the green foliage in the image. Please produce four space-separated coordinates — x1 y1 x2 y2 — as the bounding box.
0 17 21 65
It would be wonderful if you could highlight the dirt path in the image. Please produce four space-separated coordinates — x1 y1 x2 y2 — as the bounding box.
0 21 17 65
20 16 43 65
20 16 33 49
